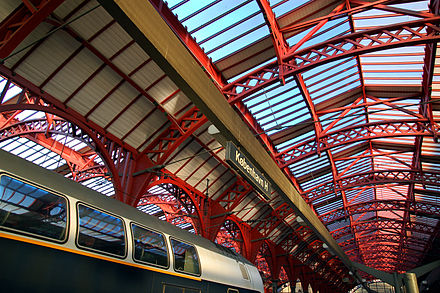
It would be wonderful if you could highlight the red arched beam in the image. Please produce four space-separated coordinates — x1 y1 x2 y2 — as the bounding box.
215 218 247 254
0 0 65 59
0 65 163 205
0 113 99 168
223 17 440 103
139 195 198 232
146 177 205 235
305 169 440 203
331 219 436 240
0 102 127 199
0 111 113 183
320 199 440 225
277 119 440 168
340 233 427 253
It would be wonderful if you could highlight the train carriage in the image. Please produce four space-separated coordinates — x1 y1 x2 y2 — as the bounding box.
0 149 264 293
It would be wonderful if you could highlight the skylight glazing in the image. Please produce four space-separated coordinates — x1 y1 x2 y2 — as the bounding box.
168 0 269 62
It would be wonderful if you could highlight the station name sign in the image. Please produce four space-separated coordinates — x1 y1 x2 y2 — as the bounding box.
225 141 271 200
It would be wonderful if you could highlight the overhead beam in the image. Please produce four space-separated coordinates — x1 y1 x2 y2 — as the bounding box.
99 0 354 277
0 0 65 59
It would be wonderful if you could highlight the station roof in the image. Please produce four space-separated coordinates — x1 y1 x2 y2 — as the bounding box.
0 0 439 288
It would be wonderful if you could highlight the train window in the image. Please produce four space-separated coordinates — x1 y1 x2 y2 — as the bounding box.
170 238 200 275
227 289 239 293
77 204 126 257
131 223 168 267
0 175 68 242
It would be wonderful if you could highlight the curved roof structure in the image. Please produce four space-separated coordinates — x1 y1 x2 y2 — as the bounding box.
1 0 439 291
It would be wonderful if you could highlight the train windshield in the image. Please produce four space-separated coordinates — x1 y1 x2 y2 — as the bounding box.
0 175 68 241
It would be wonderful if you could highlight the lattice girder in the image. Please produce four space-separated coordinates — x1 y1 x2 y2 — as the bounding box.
320 199 440 225
331 218 436 240
223 17 440 103
277 119 440 168
142 106 208 164
306 169 440 204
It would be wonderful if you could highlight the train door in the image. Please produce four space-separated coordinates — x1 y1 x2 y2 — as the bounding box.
162 283 201 293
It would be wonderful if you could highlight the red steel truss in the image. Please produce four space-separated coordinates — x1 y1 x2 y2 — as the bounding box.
223 17 440 103
277 119 440 167
2 0 440 291
305 169 440 202
320 199 440 224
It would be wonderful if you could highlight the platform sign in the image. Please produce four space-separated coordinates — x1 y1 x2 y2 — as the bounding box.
225 141 271 200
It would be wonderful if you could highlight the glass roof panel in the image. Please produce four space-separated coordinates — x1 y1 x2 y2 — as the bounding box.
168 0 269 62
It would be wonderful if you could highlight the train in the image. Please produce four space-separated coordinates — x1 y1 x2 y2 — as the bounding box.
0 149 264 293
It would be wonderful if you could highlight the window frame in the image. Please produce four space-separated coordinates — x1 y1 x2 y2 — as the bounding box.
75 202 127 259
130 221 170 269
227 289 240 293
0 173 70 244
169 237 201 277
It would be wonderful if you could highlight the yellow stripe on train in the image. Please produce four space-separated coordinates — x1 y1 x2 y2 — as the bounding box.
0 231 202 282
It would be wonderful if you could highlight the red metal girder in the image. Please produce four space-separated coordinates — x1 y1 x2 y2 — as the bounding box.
147 0 226 88
331 218 436 240
144 176 209 236
141 106 208 165
0 101 128 199
340 233 427 252
295 74 323 154
277 119 440 168
0 0 65 59
0 113 108 179
0 69 148 203
305 169 440 203
67 165 109 182
222 17 440 103
214 178 252 211
0 65 137 155
320 199 440 225
256 0 289 84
